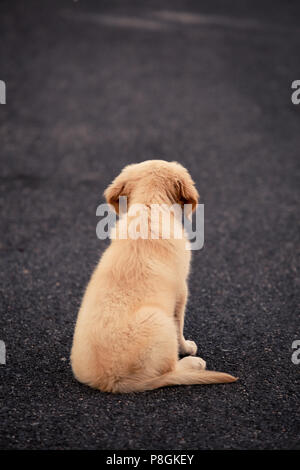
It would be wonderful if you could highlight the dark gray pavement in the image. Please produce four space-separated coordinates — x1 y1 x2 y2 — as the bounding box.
0 0 299 450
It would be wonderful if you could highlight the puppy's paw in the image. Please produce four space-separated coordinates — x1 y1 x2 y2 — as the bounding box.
180 340 198 356
183 356 207 370
196 357 207 370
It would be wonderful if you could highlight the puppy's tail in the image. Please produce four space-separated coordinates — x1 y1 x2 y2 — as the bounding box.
115 368 237 393
143 369 237 391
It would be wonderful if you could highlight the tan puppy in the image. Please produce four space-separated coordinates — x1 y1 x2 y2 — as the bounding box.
71 160 237 392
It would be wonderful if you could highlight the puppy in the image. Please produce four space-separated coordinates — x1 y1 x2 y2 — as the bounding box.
70 160 237 392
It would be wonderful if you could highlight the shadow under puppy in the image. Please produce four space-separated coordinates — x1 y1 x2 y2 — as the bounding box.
71 160 237 392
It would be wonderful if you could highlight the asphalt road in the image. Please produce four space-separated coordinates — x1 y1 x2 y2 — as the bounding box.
0 0 299 450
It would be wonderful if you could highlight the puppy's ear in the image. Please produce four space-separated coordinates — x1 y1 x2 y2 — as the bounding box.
104 176 127 214
176 175 199 213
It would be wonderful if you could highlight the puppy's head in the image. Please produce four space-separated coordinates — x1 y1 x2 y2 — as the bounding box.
104 160 199 214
